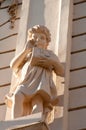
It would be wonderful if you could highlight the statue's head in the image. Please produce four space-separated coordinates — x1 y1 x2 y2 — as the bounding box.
27 25 51 49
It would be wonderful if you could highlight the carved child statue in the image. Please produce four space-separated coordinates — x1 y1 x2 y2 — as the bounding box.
5 25 64 123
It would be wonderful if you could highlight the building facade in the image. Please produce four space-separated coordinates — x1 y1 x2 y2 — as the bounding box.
0 0 86 130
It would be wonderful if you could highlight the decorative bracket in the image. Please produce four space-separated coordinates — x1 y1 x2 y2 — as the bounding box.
0 0 19 28
8 0 18 28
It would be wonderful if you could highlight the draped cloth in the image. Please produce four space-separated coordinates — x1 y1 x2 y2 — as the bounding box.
16 62 58 105
14 47 59 104
9 47 64 123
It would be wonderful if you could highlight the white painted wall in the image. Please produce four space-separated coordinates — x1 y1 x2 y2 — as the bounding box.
5 0 64 129
27 0 60 51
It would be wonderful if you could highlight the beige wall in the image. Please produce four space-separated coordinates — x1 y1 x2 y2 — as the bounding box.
68 0 86 129
0 0 22 121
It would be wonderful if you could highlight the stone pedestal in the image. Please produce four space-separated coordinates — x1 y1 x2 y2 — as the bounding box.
0 113 49 130
8 122 49 130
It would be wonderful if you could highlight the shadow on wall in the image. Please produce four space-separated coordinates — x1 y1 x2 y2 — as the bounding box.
28 0 45 28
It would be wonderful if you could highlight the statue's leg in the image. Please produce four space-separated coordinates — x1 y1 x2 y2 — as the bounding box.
31 94 43 114
23 101 32 115
11 91 25 119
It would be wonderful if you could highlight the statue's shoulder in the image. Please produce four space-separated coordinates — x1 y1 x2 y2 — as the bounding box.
47 49 58 58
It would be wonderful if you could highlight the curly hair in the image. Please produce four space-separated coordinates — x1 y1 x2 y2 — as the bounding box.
28 25 51 43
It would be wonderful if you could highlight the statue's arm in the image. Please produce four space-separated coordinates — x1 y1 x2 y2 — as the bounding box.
53 55 64 77
10 50 27 69
54 61 64 77
10 42 32 70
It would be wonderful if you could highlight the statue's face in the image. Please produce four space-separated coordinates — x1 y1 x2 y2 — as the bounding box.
31 32 48 49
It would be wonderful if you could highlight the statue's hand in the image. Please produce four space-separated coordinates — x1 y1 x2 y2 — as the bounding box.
36 58 53 70
5 93 13 108
24 40 34 53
